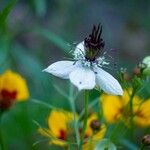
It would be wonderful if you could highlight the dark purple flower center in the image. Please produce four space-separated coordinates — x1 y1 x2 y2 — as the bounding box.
84 24 105 61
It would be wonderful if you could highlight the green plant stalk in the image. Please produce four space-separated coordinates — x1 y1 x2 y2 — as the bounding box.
129 90 136 138
79 90 89 150
68 85 80 147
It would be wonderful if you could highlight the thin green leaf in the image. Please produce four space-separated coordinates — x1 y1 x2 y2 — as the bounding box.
31 98 56 110
32 139 49 147
53 84 68 99
32 120 42 128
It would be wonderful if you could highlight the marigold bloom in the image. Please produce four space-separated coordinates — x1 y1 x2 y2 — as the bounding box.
101 90 150 127
0 70 29 110
83 113 106 150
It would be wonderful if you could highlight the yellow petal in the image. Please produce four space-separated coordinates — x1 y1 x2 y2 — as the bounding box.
48 110 75 138
86 113 98 136
51 139 67 146
38 128 66 146
0 70 29 101
83 125 106 150
93 124 106 141
134 99 150 127
83 140 95 150
121 90 130 105
101 94 123 123
84 113 106 150
38 128 52 138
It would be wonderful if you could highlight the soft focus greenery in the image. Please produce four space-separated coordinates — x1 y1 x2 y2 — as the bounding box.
0 0 150 150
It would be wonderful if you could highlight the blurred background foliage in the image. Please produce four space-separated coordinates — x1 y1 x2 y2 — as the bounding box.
0 0 150 149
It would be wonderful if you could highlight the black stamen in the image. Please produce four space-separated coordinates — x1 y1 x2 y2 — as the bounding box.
84 24 105 61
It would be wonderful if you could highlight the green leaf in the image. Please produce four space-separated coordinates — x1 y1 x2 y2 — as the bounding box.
30 98 56 110
95 139 117 150
0 0 17 32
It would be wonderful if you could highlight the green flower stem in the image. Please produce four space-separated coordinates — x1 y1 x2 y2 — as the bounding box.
79 90 89 150
129 90 136 138
68 85 80 148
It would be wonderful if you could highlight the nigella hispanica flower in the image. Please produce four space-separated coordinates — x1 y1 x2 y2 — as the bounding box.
44 24 123 95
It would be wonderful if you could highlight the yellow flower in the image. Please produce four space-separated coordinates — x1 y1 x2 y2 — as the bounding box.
38 110 76 146
83 113 106 150
0 70 29 110
101 90 150 127
134 99 150 127
39 110 106 149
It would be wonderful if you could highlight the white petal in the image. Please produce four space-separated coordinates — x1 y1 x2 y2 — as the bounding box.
95 67 123 95
74 41 85 59
75 41 85 52
69 67 96 90
43 61 78 79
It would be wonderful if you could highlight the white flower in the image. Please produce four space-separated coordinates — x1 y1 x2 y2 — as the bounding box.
44 41 123 95
44 25 123 95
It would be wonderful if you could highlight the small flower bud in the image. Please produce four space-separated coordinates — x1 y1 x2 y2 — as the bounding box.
142 134 150 146
123 72 131 81
90 120 101 131
120 68 131 81
133 67 141 76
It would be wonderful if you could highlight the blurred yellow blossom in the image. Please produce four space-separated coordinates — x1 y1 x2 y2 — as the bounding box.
38 110 106 149
83 113 106 150
101 90 150 127
0 70 29 110
38 110 76 146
